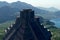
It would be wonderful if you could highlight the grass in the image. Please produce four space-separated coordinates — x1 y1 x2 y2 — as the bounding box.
50 28 60 40
0 20 15 40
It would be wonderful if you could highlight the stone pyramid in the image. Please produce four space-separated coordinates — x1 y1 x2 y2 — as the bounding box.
3 9 52 40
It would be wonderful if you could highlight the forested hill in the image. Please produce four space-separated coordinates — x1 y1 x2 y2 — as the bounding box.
0 1 60 23
0 1 49 23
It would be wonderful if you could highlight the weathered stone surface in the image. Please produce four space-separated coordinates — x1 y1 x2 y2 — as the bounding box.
3 9 52 40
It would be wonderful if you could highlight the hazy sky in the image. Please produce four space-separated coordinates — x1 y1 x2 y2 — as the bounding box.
0 0 60 9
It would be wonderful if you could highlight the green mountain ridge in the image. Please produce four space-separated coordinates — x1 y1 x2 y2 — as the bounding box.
0 1 60 23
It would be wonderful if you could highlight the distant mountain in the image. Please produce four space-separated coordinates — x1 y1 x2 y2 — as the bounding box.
10 1 33 9
45 7 59 12
0 1 59 23
54 11 60 18
10 1 50 15
0 6 20 23
0 1 9 7
38 7 59 12
0 1 50 23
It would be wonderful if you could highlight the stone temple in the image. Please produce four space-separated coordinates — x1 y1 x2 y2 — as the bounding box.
3 9 52 40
